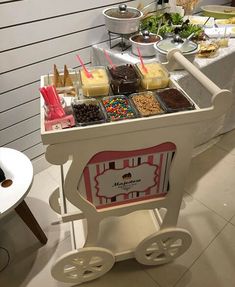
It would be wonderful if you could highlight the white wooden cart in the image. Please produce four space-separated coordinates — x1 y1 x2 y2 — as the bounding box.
41 50 232 285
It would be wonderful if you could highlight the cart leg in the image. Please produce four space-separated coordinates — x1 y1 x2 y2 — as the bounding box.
159 189 185 229
160 144 193 229
160 202 181 229
85 217 101 247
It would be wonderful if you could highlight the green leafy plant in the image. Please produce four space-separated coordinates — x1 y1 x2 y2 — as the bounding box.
179 23 203 38
141 14 163 34
140 12 203 39
170 13 184 25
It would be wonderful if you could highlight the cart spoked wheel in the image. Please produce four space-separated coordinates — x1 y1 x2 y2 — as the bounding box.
135 228 192 266
51 247 115 284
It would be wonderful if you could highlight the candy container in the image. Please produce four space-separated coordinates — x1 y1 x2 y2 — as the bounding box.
136 62 169 90
72 98 106 126
79 66 110 97
102 96 136 121
130 91 165 117
108 65 140 94
156 88 195 113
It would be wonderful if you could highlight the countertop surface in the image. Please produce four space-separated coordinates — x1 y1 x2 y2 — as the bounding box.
91 38 235 153
92 38 235 81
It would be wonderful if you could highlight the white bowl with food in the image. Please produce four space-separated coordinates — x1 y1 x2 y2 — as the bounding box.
103 4 143 34
215 17 235 28
154 38 198 69
129 31 162 57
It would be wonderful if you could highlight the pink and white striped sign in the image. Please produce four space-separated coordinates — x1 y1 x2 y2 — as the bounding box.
80 142 176 209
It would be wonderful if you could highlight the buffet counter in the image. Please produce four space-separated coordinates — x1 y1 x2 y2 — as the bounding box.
91 39 235 151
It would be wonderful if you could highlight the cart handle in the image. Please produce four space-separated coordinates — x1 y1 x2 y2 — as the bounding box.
167 49 221 97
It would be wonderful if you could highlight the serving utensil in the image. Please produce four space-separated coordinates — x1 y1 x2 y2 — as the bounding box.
137 47 148 73
76 55 93 79
178 32 195 49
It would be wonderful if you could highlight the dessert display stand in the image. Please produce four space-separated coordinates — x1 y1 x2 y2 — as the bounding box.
40 50 232 286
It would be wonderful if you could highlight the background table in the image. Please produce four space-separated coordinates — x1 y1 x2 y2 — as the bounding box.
0 147 47 244
91 39 235 150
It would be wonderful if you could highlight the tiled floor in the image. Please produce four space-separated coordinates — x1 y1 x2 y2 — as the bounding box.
1 129 235 287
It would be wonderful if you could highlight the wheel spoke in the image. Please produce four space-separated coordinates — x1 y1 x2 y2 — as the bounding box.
169 242 182 248
74 256 90 267
83 269 94 278
167 247 180 257
65 270 79 278
72 258 85 266
64 265 77 274
156 240 167 251
164 238 182 248
147 250 166 261
146 246 159 253
89 256 103 266
146 240 166 258
88 265 103 272
89 262 103 269
163 238 177 247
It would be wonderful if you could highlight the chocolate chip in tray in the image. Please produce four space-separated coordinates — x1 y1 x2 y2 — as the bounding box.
72 103 104 124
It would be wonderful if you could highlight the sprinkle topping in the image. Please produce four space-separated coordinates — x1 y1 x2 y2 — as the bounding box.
102 96 135 121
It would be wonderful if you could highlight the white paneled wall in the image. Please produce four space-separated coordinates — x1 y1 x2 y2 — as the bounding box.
0 0 231 173
0 0 152 173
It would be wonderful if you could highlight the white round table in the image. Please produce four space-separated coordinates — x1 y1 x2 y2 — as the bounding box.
0 147 47 244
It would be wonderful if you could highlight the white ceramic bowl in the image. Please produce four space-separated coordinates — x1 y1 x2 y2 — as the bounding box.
103 5 143 34
154 39 198 69
129 32 162 57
